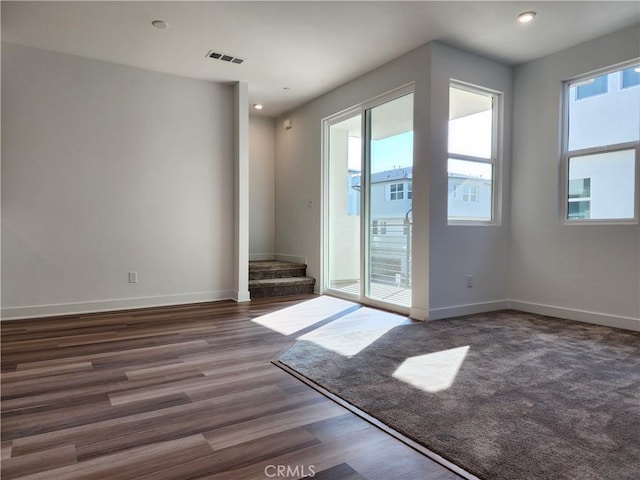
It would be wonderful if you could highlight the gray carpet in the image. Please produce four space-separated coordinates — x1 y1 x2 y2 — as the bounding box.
277 310 640 480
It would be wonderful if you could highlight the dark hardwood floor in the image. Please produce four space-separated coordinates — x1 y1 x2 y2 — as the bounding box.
1 295 460 479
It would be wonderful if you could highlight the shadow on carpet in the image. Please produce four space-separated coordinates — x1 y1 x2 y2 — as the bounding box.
276 310 640 480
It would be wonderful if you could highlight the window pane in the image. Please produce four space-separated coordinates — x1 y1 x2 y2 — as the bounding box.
575 74 608 99
448 159 492 221
328 114 361 291
568 200 590 220
568 68 640 151
622 66 640 90
567 149 636 220
449 87 494 159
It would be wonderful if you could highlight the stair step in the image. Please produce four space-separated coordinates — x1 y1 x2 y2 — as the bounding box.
249 260 307 280
249 276 316 299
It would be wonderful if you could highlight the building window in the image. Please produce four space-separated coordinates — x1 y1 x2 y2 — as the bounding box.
453 184 479 203
622 65 640 90
407 182 412 200
564 63 639 223
389 183 405 200
567 178 591 219
447 82 499 223
575 74 608 100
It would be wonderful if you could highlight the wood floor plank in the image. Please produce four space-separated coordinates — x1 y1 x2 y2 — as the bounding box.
1 441 13 460
204 401 347 451
1 295 462 479
0 444 77 480
1 362 94 382
16 435 212 480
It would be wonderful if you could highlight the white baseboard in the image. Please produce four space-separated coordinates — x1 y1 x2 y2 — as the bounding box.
274 253 308 265
410 306 428 321
233 290 251 303
508 300 640 332
428 300 510 321
0 290 234 321
249 253 275 261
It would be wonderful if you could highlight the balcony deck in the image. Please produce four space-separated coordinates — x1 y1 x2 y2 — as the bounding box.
329 281 411 307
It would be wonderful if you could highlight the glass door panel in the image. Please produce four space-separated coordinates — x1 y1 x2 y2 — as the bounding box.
327 114 362 295
366 93 414 307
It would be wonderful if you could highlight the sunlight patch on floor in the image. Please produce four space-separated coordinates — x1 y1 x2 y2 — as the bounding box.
392 346 469 393
251 296 358 335
297 307 410 357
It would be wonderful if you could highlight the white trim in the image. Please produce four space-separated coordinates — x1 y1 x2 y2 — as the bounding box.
0 290 234 321
447 80 502 226
274 253 307 265
561 60 640 225
428 300 510 320
233 290 251 303
233 82 250 300
249 253 275 261
410 306 428 321
322 83 415 311
508 300 640 332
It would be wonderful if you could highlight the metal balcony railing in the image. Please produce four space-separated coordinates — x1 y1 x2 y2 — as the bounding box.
369 219 411 288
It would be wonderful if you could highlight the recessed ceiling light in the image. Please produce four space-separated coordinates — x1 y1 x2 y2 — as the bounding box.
151 20 169 29
517 11 536 24
253 104 263 110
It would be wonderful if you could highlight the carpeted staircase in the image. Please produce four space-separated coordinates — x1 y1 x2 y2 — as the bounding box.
249 260 316 299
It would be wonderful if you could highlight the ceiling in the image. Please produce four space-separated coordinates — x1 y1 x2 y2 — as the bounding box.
2 1 639 117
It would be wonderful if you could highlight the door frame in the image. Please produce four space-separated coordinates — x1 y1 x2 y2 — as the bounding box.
321 83 415 314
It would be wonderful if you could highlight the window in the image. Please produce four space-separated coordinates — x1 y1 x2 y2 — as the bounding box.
575 74 608 100
453 184 479 203
448 83 499 223
564 63 639 223
407 182 412 200
622 66 640 90
389 183 404 200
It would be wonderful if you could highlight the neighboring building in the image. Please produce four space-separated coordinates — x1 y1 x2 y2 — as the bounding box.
566 66 640 220
348 166 492 284
447 174 492 221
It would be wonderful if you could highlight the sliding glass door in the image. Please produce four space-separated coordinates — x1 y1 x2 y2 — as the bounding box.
325 89 414 309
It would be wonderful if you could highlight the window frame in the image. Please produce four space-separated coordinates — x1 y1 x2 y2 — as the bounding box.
561 61 640 225
447 80 501 226
387 182 405 201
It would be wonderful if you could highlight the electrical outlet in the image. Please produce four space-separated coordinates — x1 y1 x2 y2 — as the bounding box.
128 272 138 284
466 275 473 288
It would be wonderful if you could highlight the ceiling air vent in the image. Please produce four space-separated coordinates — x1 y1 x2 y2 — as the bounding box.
206 50 245 64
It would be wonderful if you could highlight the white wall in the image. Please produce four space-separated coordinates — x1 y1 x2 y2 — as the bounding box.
249 115 275 259
1 43 235 318
510 26 640 329
426 43 512 318
275 42 512 319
